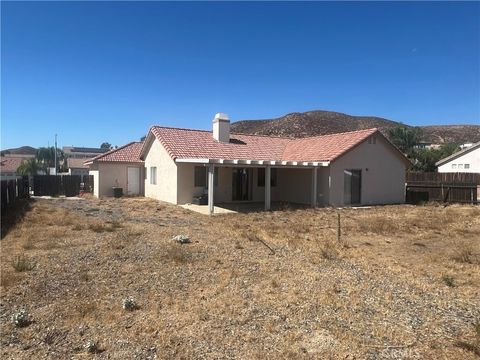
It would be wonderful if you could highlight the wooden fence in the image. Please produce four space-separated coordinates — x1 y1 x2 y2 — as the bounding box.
1 176 29 216
405 172 480 204
33 175 94 197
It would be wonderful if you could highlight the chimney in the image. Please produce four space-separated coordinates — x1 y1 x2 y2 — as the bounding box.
212 113 230 143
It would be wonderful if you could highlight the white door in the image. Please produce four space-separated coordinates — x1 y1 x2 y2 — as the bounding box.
127 167 140 195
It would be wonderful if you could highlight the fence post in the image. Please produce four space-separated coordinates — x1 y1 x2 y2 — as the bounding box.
336 210 341 243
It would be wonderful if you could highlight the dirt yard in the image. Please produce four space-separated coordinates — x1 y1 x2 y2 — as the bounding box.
1 197 479 359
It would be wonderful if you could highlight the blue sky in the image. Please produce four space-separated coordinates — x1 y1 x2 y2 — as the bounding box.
2 1 479 149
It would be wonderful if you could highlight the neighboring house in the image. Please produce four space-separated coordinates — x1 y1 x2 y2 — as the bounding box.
85 142 144 197
436 141 480 173
414 142 441 150
63 146 109 159
66 158 91 180
0 156 26 180
140 113 410 214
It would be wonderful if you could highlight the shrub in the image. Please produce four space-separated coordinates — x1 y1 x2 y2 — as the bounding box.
442 275 455 287
321 240 339 260
11 309 31 327
11 255 35 272
453 244 477 264
84 340 98 353
122 297 138 311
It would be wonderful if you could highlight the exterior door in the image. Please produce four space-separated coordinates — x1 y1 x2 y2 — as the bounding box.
232 168 252 201
127 167 140 195
344 169 361 205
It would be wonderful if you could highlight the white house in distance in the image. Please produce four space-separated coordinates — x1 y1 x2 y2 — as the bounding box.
85 142 144 197
139 113 410 214
436 141 480 173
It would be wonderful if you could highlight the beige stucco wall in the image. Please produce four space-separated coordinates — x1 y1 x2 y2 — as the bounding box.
329 135 406 206
144 139 177 204
90 162 144 198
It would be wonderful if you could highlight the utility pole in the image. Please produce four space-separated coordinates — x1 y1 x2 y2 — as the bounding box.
54 134 57 175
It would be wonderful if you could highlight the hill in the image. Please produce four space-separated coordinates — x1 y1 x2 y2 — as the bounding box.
0 146 37 156
231 110 480 144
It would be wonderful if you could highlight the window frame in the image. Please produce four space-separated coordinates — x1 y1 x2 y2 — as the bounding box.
150 166 157 185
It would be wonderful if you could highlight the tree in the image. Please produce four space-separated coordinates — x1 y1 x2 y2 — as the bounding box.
36 147 64 173
387 126 423 155
17 159 39 176
140 135 146 142
100 142 112 150
411 143 459 172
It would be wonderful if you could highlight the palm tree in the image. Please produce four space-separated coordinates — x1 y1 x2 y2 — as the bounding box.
387 126 422 154
17 159 39 176
36 147 64 174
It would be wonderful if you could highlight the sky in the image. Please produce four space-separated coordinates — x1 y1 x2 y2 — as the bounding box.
1 1 479 149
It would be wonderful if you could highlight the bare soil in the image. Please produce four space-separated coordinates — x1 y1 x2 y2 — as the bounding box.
1 197 479 359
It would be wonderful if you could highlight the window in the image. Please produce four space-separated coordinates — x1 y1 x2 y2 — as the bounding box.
150 167 157 185
458 164 464 170
194 166 219 188
452 164 457 170
465 164 470 169
257 168 277 187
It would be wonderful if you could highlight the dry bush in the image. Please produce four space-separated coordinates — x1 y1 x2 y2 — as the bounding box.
71 224 84 231
441 275 455 287
320 239 340 260
88 222 117 233
452 242 478 264
164 245 190 264
356 216 399 235
11 255 36 272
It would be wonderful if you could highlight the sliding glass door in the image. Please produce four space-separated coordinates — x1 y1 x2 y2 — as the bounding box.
344 169 361 205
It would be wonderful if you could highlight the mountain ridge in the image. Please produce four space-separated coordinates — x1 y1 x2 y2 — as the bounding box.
231 110 480 144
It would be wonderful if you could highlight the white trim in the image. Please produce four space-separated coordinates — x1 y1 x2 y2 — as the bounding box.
174 158 330 167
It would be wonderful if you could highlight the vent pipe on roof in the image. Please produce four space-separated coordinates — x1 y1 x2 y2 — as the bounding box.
213 113 230 143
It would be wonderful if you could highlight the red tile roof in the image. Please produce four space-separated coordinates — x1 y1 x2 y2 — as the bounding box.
0 157 26 173
282 128 378 161
147 126 383 162
85 142 144 165
151 126 290 161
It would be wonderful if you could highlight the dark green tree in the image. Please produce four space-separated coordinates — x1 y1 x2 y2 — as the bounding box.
387 126 423 155
411 143 460 172
100 142 112 149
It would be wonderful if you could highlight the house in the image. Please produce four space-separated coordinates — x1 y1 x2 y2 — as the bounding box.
63 146 109 159
85 142 144 197
140 113 410 214
0 156 26 180
436 141 480 173
65 158 91 180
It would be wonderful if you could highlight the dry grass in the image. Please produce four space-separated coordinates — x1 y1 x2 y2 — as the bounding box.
1 198 479 359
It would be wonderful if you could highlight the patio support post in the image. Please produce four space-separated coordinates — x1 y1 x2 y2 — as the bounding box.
311 167 317 208
208 164 214 215
265 165 271 211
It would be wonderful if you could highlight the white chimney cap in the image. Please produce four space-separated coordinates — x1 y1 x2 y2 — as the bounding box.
214 113 230 121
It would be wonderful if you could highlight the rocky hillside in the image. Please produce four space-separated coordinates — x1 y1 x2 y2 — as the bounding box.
0 146 37 156
231 110 480 144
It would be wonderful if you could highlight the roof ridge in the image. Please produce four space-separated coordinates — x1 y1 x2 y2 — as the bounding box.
435 140 480 166
293 127 378 142
85 141 143 164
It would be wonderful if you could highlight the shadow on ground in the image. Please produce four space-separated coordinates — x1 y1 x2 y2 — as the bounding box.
1 199 33 239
